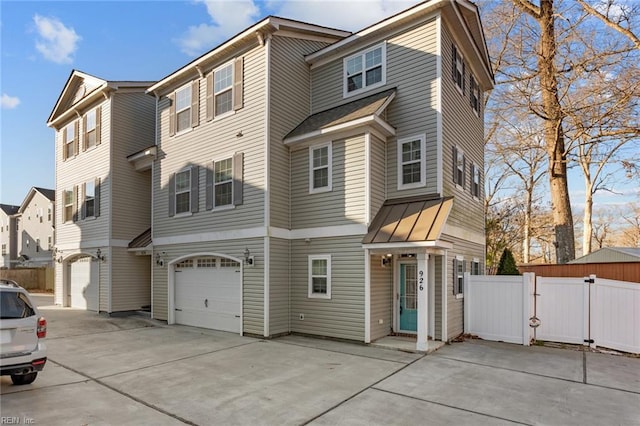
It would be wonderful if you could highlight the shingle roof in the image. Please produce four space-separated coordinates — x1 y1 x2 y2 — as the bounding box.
128 228 152 249
0 204 20 215
34 187 55 201
285 88 396 141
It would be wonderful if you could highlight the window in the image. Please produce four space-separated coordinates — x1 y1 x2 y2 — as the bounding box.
2 244 6 255
471 164 481 198
469 75 480 115
453 256 465 296
26 238 30 249
309 143 332 193
36 239 40 253
397 135 426 189
214 158 233 207
175 169 191 215
453 146 465 188
344 43 386 96
308 255 331 299
175 85 192 133
64 121 76 159
48 236 52 250
471 258 481 275
63 189 74 222
84 180 96 218
48 207 52 222
85 109 97 149
452 45 465 94
214 62 233 117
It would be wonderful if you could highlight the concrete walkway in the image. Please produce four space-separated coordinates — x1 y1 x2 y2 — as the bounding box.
1 296 638 425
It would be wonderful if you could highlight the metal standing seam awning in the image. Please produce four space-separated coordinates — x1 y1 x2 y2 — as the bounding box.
363 195 454 250
128 228 152 255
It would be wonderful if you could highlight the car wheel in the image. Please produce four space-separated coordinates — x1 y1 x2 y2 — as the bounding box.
11 372 37 385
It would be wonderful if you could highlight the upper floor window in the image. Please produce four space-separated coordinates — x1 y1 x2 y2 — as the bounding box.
471 164 481 198
308 255 331 299
63 188 75 223
213 62 233 117
452 45 465 94
175 169 192 215
84 180 96 218
397 135 426 189
63 121 77 160
83 108 101 150
469 75 480 115
175 85 192 134
309 143 332 193
48 207 52 222
214 158 233 207
344 43 386 97
453 146 465 188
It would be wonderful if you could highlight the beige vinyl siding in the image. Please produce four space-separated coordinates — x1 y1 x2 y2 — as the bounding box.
443 234 484 339
55 98 111 246
110 247 151 311
151 238 264 335
434 255 443 340
269 237 290 335
369 133 386 221
269 36 330 229
441 25 485 235
111 92 154 241
290 235 365 341
18 192 55 264
291 135 366 229
370 253 393 341
153 44 266 238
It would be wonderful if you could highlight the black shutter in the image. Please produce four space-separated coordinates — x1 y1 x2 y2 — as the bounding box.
233 152 244 206
191 166 199 213
81 182 86 220
205 163 214 210
168 173 176 217
462 61 466 94
94 177 101 217
451 45 457 82
452 146 457 184
453 258 458 294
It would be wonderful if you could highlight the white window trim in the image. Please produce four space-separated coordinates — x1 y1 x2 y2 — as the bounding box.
455 145 465 190
64 122 75 158
84 180 96 219
63 188 74 223
343 42 387 98
397 134 426 190
455 255 464 299
471 257 480 275
213 60 235 120
308 255 332 299
174 167 192 216
472 163 481 199
175 83 192 135
213 155 234 209
309 142 332 194
454 48 464 95
470 76 480 117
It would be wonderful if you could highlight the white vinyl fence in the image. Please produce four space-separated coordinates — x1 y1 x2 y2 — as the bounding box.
465 274 640 354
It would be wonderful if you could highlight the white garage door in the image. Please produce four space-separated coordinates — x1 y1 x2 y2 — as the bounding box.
174 257 241 333
70 257 98 310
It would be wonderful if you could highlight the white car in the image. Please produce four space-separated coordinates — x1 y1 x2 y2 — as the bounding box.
0 279 47 385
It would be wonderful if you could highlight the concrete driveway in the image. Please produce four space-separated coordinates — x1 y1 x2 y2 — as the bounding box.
1 294 638 425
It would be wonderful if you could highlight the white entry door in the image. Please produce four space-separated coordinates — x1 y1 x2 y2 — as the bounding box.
69 257 98 310
174 258 241 333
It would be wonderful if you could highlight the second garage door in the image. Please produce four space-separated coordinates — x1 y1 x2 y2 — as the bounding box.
69 256 98 310
174 257 241 333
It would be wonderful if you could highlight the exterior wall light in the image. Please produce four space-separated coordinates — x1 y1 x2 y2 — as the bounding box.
244 248 254 266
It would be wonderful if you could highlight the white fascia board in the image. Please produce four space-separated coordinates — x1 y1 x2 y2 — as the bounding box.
283 115 395 146
270 17 350 38
362 240 454 251
154 227 267 246
48 82 109 129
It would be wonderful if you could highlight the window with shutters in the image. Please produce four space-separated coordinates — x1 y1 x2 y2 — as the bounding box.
48 207 52 222
452 45 465 94
471 258 481 275
213 62 233 117
175 169 191 215
397 135 426 189
453 146 465 188
36 239 40 252
453 256 465 297
48 236 52 250
343 43 386 97
63 189 74 223
469 75 480 116
205 153 243 211
471 164 481 198
64 122 76 159
309 143 332 193
214 157 233 207
175 84 192 133
84 180 96 218
85 109 97 149
308 255 331 299
1 244 6 255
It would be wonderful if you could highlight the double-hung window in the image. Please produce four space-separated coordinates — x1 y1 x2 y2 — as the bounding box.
309 143 332 193
175 85 192 133
452 45 465 94
63 189 74 223
64 122 75 159
175 169 191 215
214 62 233 117
469 75 480 115
453 256 465 296
85 109 97 149
397 135 426 189
344 43 386 97
214 158 233 207
84 180 95 218
453 146 465 188
471 164 481 198
471 258 481 275
308 255 331 299
1 244 6 255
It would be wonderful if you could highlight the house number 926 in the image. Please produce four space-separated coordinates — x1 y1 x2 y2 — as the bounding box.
419 270 424 291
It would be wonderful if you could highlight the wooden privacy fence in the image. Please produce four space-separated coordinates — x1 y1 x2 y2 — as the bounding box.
519 262 640 283
464 273 640 354
0 267 54 291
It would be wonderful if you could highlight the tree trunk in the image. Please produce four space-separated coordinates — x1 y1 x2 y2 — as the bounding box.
539 0 575 263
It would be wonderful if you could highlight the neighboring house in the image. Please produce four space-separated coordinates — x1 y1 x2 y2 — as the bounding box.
47 70 155 312
16 187 56 267
0 204 20 269
569 247 640 264
147 0 492 350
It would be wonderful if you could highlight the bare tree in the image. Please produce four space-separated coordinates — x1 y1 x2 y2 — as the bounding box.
576 0 640 49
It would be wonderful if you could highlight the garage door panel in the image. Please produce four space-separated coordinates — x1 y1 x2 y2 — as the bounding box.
70 257 98 311
174 258 240 333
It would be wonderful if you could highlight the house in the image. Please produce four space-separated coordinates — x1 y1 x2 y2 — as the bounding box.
0 204 20 269
146 0 492 351
569 247 640 264
15 187 56 267
47 71 155 312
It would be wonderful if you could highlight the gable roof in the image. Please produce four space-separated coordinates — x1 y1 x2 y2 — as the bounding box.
0 204 20 216
18 187 55 214
569 247 640 264
283 88 396 144
47 70 155 129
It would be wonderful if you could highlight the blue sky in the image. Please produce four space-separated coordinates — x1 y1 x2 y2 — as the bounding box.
0 0 418 206
1 0 637 215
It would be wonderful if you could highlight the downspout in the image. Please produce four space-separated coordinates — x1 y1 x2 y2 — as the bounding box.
263 33 272 337
151 92 159 319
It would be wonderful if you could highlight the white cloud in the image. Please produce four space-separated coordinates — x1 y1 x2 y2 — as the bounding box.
33 15 81 64
176 0 260 56
1 93 20 109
